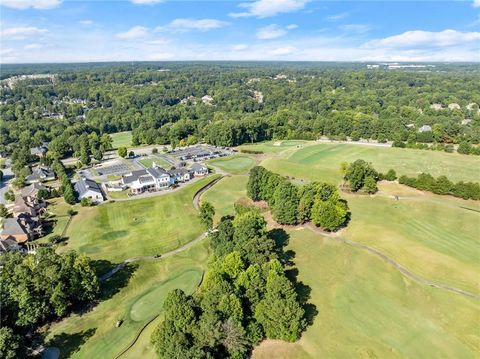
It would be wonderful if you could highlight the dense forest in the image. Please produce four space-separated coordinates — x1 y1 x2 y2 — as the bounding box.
1 62 479 174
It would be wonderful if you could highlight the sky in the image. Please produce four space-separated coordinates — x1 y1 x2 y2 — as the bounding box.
0 0 479 63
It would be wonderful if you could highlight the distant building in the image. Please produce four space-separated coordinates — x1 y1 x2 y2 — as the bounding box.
466 103 477 111
201 95 213 104
30 142 49 157
74 177 105 203
430 104 443 111
190 163 208 176
462 119 472 125
448 103 461 110
25 166 55 184
168 168 191 183
418 125 432 133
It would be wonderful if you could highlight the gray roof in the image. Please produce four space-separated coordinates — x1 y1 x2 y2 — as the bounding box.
122 166 169 184
74 177 102 197
190 163 207 171
168 168 190 176
21 183 47 197
30 143 49 155
1 218 27 236
0 238 20 253
25 167 55 182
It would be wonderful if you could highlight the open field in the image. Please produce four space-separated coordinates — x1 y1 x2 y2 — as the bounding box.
238 140 309 154
253 228 479 359
45 240 209 359
111 131 133 149
201 175 248 222
207 154 255 175
60 176 218 262
253 141 480 184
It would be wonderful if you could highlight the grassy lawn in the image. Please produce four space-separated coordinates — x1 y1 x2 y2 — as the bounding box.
207 155 256 175
201 175 248 222
111 131 133 149
138 156 172 169
238 140 309 154
253 228 479 359
45 240 209 359
39 198 79 242
59 175 219 262
106 190 130 200
260 142 480 184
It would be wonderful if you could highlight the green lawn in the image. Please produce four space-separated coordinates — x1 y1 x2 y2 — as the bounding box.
111 131 133 149
60 175 219 262
207 155 256 175
201 175 248 222
45 240 209 359
139 156 172 169
238 140 309 154
253 228 479 359
260 142 480 184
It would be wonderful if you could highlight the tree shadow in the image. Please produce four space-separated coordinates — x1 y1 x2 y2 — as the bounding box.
100 262 138 301
285 267 318 328
47 328 96 358
268 228 295 266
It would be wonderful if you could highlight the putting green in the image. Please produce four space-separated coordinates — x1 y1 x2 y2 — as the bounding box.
130 269 202 322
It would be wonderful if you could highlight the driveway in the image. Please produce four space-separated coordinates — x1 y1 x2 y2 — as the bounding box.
0 160 13 205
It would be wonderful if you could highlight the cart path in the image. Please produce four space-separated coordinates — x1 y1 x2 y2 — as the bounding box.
298 222 480 301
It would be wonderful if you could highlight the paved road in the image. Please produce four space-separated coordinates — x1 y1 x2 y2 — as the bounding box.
0 160 13 205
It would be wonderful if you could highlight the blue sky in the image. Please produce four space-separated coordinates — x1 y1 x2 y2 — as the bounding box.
1 0 479 63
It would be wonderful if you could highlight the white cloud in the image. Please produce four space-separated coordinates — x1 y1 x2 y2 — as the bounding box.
1 0 62 9
286 24 298 30
340 24 371 34
364 29 480 49
156 18 229 32
325 12 349 21
24 43 42 50
256 24 287 39
232 44 248 51
269 46 296 55
473 0 480 7
116 26 149 40
79 20 93 25
230 0 308 18
130 0 163 4
1 26 48 39
146 39 169 45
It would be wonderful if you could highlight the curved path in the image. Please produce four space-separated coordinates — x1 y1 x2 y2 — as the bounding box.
192 174 226 210
301 223 480 301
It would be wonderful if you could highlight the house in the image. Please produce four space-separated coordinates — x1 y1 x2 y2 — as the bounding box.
25 166 55 184
74 177 105 203
30 142 49 157
0 238 21 254
448 103 461 110
418 125 432 133
0 218 32 243
201 95 213 105
13 196 37 218
190 163 208 176
122 164 171 194
21 183 48 203
168 168 191 183
430 104 443 111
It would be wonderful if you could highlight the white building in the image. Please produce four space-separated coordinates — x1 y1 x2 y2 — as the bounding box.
74 177 105 203
122 164 171 194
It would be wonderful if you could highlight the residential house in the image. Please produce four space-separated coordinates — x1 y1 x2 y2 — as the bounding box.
0 215 42 243
21 183 48 203
418 125 432 133
12 196 37 218
74 177 105 203
190 163 208 176
201 95 213 105
122 165 171 194
25 166 55 184
30 142 49 157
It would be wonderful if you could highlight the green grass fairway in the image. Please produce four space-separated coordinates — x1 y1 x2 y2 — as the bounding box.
201 175 248 222
238 140 309 154
61 176 218 262
45 240 208 359
260 142 480 184
342 182 480 295
111 131 133 149
208 155 256 175
253 229 479 359
139 156 172 169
